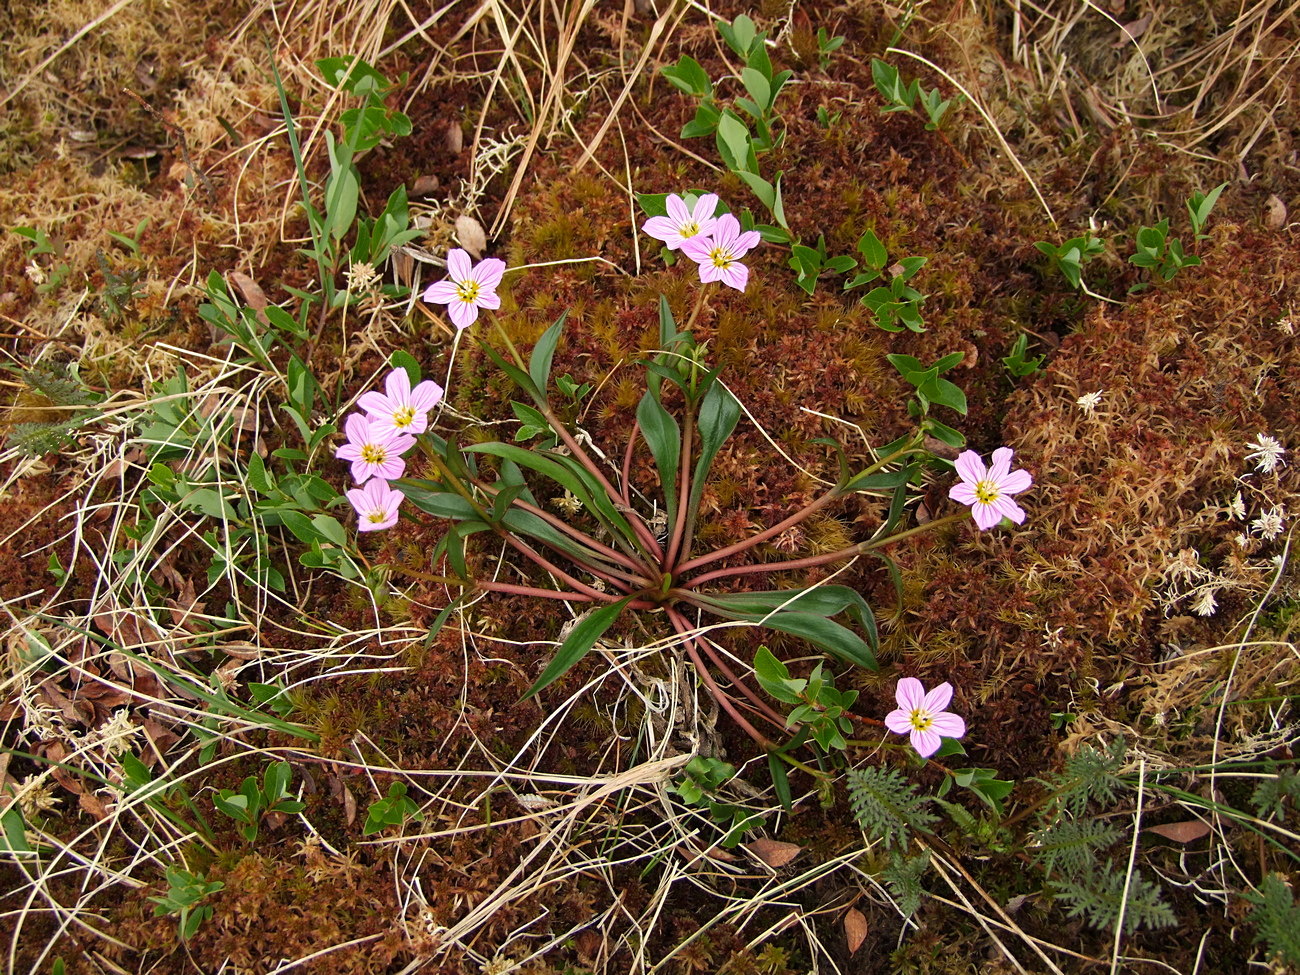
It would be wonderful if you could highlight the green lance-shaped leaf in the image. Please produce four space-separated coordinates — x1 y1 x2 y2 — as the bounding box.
688 379 741 508
525 596 634 699
698 585 878 653
637 390 681 527
710 607 877 670
528 311 568 396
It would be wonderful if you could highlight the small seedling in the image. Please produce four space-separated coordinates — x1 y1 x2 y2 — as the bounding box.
1002 333 1045 378
213 760 305 843
363 782 422 835
150 865 223 940
816 27 845 71
1034 234 1106 291
845 229 928 331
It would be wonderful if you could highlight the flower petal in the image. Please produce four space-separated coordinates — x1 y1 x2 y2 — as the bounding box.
410 380 444 412
448 299 478 330
990 495 1026 524
895 677 925 711
949 483 979 505
719 262 749 292
711 213 740 248
446 248 472 281
922 682 954 714
884 708 913 735
911 728 942 758
998 468 1033 495
643 215 681 246
475 290 501 310
988 447 1015 481
343 412 371 444
954 450 986 485
971 501 1002 530
929 712 966 739
665 193 690 224
733 229 762 256
423 281 459 304
697 261 722 284
385 368 412 403
471 257 506 291
690 193 719 224
357 390 391 417
680 237 713 263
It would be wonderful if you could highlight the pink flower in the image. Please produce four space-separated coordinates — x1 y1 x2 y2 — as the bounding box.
357 368 443 436
421 248 506 330
334 413 415 483
642 193 720 251
884 678 966 758
680 213 762 292
346 478 404 532
948 447 1033 530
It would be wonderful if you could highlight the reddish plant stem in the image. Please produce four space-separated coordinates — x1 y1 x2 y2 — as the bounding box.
475 481 648 576
675 621 773 749
498 532 625 604
474 580 598 602
663 413 695 570
620 422 639 508
667 607 783 724
680 510 970 590
675 485 842 575
539 401 664 562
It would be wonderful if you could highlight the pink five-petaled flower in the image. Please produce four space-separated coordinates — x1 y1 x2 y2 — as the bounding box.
346 478 404 532
948 447 1033 531
642 192 720 251
357 368 444 436
884 678 966 758
680 213 762 292
421 248 506 330
334 413 415 483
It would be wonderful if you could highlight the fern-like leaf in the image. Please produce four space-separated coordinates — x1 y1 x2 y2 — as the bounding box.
1251 768 1300 823
1031 819 1122 878
1247 874 1300 966
5 420 80 456
20 360 98 406
1050 864 1175 934
846 766 937 850
880 849 930 918
1036 738 1127 821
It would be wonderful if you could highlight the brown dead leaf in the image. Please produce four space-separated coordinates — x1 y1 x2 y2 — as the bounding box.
228 270 270 326
455 215 487 259
747 837 802 868
843 908 868 954
1265 194 1287 230
1112 14 1151 47
79 792 111 820
1146 820 1211 844
444 123 463 156
412 175 440 196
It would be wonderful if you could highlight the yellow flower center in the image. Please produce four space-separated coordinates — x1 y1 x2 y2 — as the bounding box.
366 510 388 523
360 444 386 464
974 479 1000 504
679 220 699 237
709 247 733 269
908 708 934 731
455 280 482 303
391 406 416 428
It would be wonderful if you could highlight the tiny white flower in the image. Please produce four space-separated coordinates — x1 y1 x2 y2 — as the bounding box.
1245 433 1286 474
1191 589 1218 617
1251 505 1286 541
1234 532 1251 548
1226 492 1246 520
1276 315 1295 336
1075 390 1104 415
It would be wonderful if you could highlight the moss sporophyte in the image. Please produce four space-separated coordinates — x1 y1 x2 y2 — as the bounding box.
335 196 1029 772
